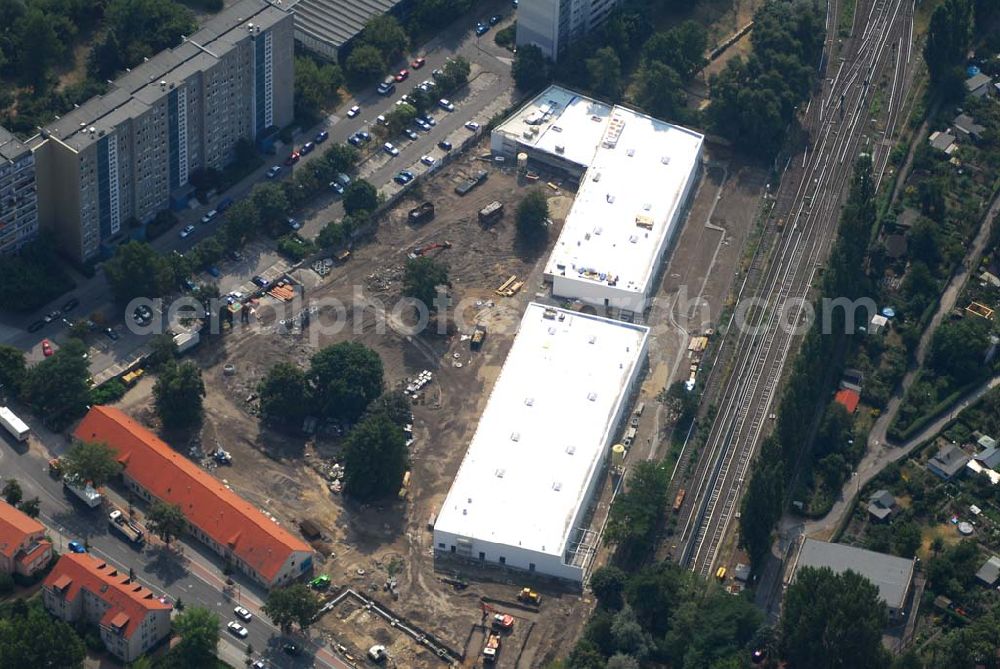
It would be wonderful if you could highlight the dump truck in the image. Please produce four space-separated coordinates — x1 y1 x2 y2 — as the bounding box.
482 633 501 663
63 475 102 509
454 170 488 195
0 406 30 442
408 201 435 224
173 331 200 354
48 458 63 479
108 508 145 546
478 200 504 226
517 587 541 605
470 325 487 351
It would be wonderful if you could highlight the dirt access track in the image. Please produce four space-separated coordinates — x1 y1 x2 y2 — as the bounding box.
115 135 767 667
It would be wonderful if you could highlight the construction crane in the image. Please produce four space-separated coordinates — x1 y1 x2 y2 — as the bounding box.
408 240 452 259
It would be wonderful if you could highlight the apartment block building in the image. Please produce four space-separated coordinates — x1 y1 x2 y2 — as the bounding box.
43 553 172 662
0 127 39 255
32 0 294 263
516 0 622 60
0 500 52 578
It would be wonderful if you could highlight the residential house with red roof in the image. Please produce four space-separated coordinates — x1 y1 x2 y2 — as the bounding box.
0 499 52 577
73 406 314 588
43 553 172 662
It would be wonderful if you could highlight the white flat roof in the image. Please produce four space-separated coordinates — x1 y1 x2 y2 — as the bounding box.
435 303 649 561
494 86 704 297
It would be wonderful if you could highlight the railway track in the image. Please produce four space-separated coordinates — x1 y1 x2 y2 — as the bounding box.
673 0 915 577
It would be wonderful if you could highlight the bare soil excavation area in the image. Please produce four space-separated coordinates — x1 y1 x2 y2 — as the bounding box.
116 138 766 667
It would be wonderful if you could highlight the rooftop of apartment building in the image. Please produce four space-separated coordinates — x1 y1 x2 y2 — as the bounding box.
74 406 312 583
44 553 171 638
0 126 29 162
0 500 45 559
36 0 289 154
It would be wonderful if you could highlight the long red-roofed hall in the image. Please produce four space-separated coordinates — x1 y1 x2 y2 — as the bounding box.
73 406 314 588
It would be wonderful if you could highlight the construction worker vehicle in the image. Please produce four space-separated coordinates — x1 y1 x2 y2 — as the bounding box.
482 632 501 663
108 508 145 546
454 170 488 195
408 240 452 259
408 201 435 224
470 325 487 350
517 588 541 605
492 613 515 631
478 200 504 225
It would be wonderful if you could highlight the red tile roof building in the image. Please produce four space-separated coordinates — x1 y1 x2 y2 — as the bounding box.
43 553 171 662
834 388 861 414
0 500 52 577
74 406 313 588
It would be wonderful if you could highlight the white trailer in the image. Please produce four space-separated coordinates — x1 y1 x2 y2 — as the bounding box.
173 331 201 354
63 475 103 509
0 406 30 441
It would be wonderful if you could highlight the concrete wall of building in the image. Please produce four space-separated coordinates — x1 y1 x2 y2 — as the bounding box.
0 145 39 255
516 0 562 59
269 14 296 130
34 139 88 263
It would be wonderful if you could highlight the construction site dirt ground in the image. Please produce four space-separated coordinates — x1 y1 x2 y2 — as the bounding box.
113 139 770 667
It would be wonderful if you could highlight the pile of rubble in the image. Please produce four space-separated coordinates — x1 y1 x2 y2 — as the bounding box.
365 266 403 292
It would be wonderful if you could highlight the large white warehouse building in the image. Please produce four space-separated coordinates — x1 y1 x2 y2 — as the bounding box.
433 303 649 581
491 86 704 313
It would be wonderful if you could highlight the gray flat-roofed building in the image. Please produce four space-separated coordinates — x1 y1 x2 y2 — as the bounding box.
791 538 916 620
976 556 1000 585
31 0 294 263
0 127 39 254
288 0 403 60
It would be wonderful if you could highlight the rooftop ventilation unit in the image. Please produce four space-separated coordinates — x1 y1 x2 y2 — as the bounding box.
525 397 535 406
510 432 520 442
565 445 576 455
587 392 597 401
554 145 565 154
552 482 562 491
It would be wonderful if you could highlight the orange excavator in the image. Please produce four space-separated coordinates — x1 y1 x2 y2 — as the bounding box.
408 240 452 259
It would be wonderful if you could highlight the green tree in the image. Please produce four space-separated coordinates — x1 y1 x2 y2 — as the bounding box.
635 61 685 119
258 362 310 426
147 332 178 370
21 339 92 429
309 342 384 422
2 479 22 506
516 189 550 249
924 0 973 88
146 500 187 546
385 103 418 137
223 200 260 246
930 317 992 382
16 9 66 89
512 44 551 91
358 14 407 61
153 361 206 430
604 461 669 565
250 182 289 230
893 522 922 558
343 410 407 501
343 179 379 215
590 565 627 610
642 21 708 80
0 599 86 668
17 497 40 518
103 241 173 303
781 566 890 669
436 56 472 93
0 344 26 397
321 143 360 176
171 606 219 666
586 47 623 99
61 441 123 488
294 54 343 119
103 0 195 72
344 44 386 85
262 584 321 633
402 257 450 309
